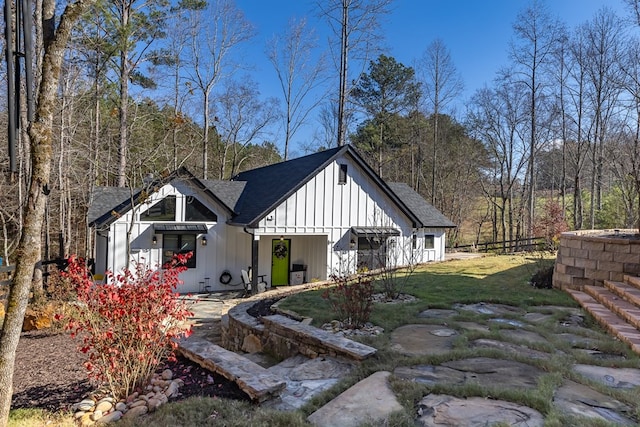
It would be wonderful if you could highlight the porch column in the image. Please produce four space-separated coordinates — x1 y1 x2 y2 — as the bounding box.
251 236 259 294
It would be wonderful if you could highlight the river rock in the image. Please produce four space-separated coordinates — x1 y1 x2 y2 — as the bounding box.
161 369 173 380
95 400 113 413
96 410 123 424
115 402 127 412
75 398 96 412
90 409 103 421
123 405 148 418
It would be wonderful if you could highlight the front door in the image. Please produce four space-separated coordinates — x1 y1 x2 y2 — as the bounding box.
271 239 290 286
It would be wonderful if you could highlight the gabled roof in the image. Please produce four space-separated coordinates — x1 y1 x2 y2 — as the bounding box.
89 168 236 228
387 182 456 228
227 145 424 228
88 147 455 231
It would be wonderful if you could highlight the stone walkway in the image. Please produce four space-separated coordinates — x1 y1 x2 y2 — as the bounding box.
181 269 640 426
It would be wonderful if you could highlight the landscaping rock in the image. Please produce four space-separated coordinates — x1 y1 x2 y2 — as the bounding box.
573 364 640 388
390 324 457 356
554 380 636 425
395 357 545 390
96 410 123 424
307 371 402 427
415 394 544 426
417 308 456 319
499 329 548 344
470 338 550 359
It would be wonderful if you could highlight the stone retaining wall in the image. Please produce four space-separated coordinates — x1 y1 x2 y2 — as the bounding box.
221 299 376 361
553 229 640 290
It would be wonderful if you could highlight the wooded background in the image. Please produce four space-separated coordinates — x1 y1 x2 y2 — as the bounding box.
2 0 640 265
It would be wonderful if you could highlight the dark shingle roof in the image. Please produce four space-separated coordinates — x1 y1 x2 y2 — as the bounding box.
88 187 137 225
228 146 345 225
387 182 456 228
201 180 246 213
88 149 454 231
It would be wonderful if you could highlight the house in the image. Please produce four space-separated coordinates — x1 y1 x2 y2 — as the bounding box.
87 145 456 293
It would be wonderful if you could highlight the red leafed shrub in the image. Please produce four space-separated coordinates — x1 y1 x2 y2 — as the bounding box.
62 254 194 399
533 199 569 250
322 273 374 329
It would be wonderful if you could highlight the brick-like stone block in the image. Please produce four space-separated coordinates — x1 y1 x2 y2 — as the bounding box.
581 241 605 251
585 268 611 281
597 261 624 273
630 244 640 254
614 252 640 264
570 248 589 258
564 265 585 276
573 277 596 287
574 257 597 269
565 238 583 248
590 250 613 262
552 271 573 285
623 263 640 275
609 271 625 282
559 246 572 256
605 243 630 253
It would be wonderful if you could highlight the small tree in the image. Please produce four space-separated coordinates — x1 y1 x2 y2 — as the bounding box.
373 236 420 300
63 254 194 399
533 199 569 250
322 273 374 329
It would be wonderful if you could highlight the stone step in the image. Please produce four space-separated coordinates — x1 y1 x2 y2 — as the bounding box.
262 314 377 361
625 274 640 290
605 280 640 308
565 289 640 354
177 336 286 402
584 286 640 331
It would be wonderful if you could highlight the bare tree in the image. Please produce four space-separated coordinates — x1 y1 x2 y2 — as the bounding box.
213 78 280 177
418 38 463 203
316 0 390 147
509 0 563 238
183 0 254 179
579 8 626 228
266 17 327 160
0 0 96 423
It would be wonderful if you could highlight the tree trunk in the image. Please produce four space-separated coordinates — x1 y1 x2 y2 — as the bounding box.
0 0 94 424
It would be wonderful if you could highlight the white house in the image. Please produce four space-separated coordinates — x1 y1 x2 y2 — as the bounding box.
87 145 456 293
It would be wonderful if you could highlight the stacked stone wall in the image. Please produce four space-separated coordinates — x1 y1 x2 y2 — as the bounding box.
553 230 640 290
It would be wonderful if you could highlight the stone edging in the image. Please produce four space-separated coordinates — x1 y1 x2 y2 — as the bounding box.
222 293 376 361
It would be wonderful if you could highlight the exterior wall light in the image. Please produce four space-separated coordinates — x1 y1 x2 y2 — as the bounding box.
152 235 157 245
350 239 356 249
201 236 208 246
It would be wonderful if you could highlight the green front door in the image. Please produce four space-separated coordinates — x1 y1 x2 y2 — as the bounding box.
271 239 290 286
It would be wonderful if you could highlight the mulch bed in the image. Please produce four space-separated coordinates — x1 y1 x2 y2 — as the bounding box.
12 329 249 413
11 296 286 412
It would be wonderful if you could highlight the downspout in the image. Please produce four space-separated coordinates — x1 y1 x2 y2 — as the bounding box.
244 227 259 294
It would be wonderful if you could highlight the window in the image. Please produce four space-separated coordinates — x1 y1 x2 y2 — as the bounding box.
424 234 435 250
338 164 348 184
185 198 217 222
162 234 196 268
141 196 176 221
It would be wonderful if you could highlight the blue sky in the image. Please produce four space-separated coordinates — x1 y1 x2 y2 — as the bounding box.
232 0 630 155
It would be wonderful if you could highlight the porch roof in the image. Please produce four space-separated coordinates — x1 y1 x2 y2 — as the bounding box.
153 223 208 233
351 226 400 237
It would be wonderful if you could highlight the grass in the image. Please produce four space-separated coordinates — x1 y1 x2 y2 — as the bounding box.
10 253 640 426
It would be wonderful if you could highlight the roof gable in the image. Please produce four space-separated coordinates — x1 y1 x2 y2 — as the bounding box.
228 146 345 225
89 168 236 228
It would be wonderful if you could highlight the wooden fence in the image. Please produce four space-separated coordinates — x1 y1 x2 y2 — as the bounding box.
450 236 547 254
0 259 66 287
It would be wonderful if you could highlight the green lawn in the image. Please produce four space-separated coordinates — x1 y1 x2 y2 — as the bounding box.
279 253 575 331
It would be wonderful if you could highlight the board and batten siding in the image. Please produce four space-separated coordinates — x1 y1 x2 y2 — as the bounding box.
99 181 251 293
256 155 415 278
